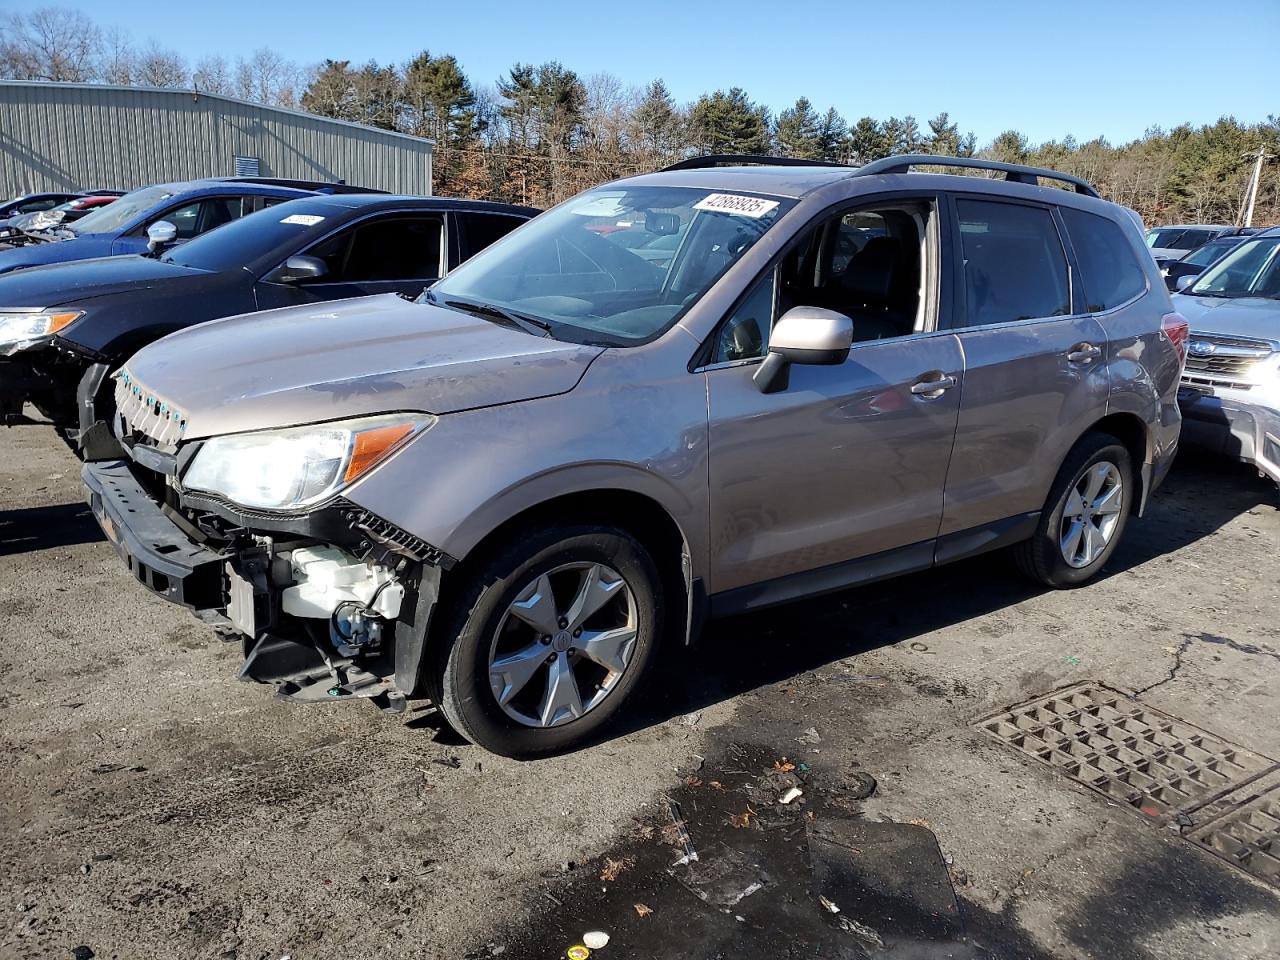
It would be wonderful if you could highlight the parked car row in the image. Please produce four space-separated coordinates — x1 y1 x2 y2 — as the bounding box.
0 153 1192 758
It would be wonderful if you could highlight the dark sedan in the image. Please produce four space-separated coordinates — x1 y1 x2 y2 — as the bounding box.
0 194 537 456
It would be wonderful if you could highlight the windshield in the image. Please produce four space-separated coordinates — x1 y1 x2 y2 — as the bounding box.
161 199 336 271
1181 240 1235 267
427 185 793 345
70 185 174 235
1188 237 1280 298
1146 228 1214 251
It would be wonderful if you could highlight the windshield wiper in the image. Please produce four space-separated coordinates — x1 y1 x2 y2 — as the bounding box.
439 297 553 337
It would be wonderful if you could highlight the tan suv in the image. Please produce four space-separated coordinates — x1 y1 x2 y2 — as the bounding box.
84 155 1188 756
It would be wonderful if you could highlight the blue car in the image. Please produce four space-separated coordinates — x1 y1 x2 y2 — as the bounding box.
0 177 380 274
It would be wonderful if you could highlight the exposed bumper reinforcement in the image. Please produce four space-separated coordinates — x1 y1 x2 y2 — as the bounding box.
82 459 226 610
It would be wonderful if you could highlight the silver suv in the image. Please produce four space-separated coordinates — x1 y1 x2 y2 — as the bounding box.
1173 225 1280 487
84 155 1187 757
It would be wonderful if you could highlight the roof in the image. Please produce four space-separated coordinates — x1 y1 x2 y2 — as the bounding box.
287 194 540 216
0 80 434 148
623 164 858 198
1149 224 1238 231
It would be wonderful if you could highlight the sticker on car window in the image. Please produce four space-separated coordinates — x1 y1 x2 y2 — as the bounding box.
569 194 628 217
280 214 325 225
693 194 780 218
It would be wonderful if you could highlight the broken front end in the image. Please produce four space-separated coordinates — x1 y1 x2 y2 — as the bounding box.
82 374 448 712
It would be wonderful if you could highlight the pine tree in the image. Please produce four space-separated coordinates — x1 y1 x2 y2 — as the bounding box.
775 97 821 159
688 87 771 154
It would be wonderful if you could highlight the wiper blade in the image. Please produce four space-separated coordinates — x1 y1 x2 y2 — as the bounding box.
442 298 553 336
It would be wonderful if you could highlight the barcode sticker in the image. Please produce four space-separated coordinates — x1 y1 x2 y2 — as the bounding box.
693 194 780 218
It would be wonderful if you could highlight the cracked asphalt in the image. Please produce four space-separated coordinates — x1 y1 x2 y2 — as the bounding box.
2 422 1279 960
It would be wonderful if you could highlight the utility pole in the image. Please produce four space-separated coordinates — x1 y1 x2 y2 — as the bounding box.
1239 148 1272 228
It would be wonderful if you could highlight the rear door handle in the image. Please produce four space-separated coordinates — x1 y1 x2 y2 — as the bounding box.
1067 343 1102 363
910 374 957 396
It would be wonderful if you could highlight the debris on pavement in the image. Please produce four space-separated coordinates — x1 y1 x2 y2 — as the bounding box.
670 842 768 908
70 948 94 960
796 726 822 745
779 786 803 805
664 800 698 866
599 857 632 882
632 903 652 917
582 930 610 949
565 946 590 960
844 771 877 800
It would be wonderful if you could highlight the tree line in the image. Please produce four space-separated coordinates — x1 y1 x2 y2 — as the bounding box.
3 6 1277 225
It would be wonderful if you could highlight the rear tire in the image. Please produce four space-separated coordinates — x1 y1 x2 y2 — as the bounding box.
432 523 663 758
1014 432 1134 589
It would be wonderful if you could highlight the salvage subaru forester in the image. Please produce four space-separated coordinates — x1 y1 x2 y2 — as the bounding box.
85 155 1187 757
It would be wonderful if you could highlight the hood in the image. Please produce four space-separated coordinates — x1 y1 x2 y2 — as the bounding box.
121 294 605 439
0 234 115 274
0 254 207 307
1172 292 1280 344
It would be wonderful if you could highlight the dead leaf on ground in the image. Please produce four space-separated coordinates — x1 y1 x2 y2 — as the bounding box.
686 776 703 787
729 806 756 829
707 780 724 790
634 903 653 918
600 856 634 882
909 818 930 827
773 759 796 773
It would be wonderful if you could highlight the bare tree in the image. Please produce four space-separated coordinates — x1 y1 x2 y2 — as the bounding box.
0 6 101 81
192 54 231 94
99 26 133 84
134 41 186 88
235 47 305 106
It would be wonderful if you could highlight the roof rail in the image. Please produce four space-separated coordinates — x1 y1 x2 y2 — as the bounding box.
855 155 1099 197
661 154 847 172
212 176 388 195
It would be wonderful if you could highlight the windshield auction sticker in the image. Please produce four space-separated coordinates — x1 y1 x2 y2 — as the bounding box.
280 214 325 225
693 193 780 218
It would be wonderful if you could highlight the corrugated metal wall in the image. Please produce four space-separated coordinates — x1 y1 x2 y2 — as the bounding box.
0 81 432 196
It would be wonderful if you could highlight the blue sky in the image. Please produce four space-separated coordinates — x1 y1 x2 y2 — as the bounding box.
33 0 1280 144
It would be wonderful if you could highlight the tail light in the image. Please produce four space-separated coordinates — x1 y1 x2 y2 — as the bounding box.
1161 311 1189 363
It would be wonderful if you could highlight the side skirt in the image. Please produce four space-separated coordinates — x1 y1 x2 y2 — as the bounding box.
706 512 1040 621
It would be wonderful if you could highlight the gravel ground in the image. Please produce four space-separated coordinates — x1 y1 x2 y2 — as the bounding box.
1 421 1278 960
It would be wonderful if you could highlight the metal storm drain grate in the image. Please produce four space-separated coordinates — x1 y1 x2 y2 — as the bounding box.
976 682 1280 888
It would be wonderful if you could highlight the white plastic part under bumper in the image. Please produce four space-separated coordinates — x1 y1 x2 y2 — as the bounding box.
279 545 404 620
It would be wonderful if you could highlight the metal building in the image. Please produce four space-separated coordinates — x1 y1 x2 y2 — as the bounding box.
0 80 433 195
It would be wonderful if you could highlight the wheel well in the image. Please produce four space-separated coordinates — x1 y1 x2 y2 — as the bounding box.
437 489 691 642
1089 412 1149 503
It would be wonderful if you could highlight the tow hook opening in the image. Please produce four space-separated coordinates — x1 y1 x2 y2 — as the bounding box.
234 544 411 713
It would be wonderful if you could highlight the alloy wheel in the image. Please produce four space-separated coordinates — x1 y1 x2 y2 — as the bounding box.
488 562 638 728
1059 460 1124 568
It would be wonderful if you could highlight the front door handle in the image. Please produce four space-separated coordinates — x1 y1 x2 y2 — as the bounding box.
910 374 957 396
1067 343 1102 364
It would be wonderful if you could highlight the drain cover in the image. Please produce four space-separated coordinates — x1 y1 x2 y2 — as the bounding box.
976 682 1280 887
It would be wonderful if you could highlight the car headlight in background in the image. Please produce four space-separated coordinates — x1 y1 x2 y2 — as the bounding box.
183 413 433 511
0 309 83 355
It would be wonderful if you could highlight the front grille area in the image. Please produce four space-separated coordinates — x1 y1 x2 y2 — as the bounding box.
114 368 187 446
1182 333 1275 387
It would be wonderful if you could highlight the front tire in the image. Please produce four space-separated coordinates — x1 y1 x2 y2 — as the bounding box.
432 524 663 758
1015 432 1134 589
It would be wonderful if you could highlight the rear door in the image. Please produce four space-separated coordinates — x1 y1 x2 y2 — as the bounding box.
938 195 1109 544
254 213 446 308
454 211 531 269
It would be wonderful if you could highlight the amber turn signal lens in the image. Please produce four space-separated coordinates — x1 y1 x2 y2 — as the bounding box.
47 311 83 334
344 422 416 483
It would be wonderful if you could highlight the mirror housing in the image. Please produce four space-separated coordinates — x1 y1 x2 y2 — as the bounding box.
146 220 178 253
272 255 329 284
753 306 854 394
1175 274 1195 292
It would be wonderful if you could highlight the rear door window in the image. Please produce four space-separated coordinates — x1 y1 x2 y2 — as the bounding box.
1061 207 1147 311
954 198 1070 326
459 213 529 261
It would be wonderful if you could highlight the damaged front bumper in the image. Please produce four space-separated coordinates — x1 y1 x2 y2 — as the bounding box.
1178 387 1280 486
82 457 449 712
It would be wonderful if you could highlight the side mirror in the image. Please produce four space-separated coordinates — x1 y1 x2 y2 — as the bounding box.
1175 274 1195 292
753 306 854 394
272 255 329 284
146 220 178 252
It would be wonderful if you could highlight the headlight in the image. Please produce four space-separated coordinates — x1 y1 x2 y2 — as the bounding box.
183 413 433 511
0 309 83 355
